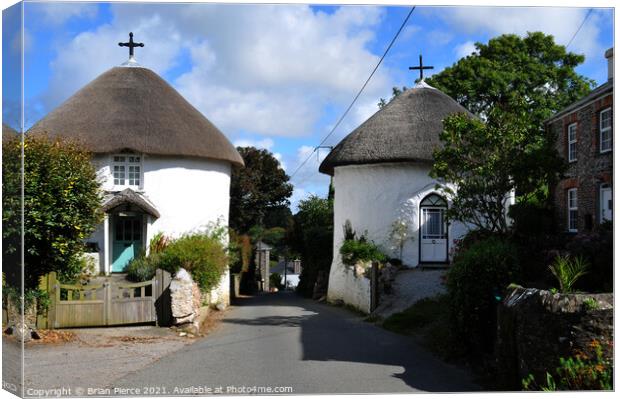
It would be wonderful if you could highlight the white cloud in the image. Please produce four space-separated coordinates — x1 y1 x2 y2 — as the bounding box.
427 29 453 46
33 3 98 26
233 137 275 150
39 4 392 140
437 7 604 62
454 40 477 59
42 13 186 109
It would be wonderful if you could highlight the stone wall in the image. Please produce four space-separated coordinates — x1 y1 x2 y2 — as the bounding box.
169 268 202 325
547 92 613 234
327 260 371 314
209 268 230 308
496 287 613 389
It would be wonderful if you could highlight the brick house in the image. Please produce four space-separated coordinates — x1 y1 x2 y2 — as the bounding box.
545 48 613 233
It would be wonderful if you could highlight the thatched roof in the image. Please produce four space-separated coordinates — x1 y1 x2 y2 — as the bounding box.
102 188 160 218
2 123 18 142
319 82 472 175
28 66 244 167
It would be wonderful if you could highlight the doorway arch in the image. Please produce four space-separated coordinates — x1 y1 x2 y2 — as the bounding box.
419 193 448 264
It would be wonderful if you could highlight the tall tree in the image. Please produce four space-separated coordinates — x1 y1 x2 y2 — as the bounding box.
418 33 592 232
230 147 293 233
426 32 595 128
291 195 333 298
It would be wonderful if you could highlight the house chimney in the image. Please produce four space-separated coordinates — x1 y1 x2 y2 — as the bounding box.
605 47 613 81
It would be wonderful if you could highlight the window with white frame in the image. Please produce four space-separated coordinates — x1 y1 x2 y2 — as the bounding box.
600 108 612 153
567 188 578 232
567 123 577 162
112 155 141 187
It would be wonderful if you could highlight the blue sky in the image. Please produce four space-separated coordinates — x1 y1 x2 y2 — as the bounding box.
3 2 614 210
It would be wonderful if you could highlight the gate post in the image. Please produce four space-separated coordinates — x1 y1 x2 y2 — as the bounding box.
37 274 48 329
154 269 172 327
46 272 58 329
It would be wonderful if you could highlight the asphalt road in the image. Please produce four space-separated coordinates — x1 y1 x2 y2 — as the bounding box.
111 292 479 394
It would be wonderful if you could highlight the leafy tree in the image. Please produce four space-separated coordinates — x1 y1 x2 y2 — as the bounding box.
230 147 293 233
425 32 594 127
2 134 103 288
291 195 333 297
381 33 594 233
378 86 407 108
431 110 537 233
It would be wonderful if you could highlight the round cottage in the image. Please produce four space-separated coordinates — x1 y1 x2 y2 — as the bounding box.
29 58 242 296
319 81 470 174
319 81 478 313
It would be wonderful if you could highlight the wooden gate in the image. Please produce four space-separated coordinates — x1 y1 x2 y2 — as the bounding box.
40 269 171 329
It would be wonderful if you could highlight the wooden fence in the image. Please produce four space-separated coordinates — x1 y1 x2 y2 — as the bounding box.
38 269 172 329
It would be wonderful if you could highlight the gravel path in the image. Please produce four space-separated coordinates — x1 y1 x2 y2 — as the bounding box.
3 325 194 397
373 268 447 318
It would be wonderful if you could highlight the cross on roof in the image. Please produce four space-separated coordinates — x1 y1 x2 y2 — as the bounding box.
118 32 144 57
409 54 434 81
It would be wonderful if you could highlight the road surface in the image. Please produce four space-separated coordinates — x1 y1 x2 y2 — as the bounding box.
111 292 479 394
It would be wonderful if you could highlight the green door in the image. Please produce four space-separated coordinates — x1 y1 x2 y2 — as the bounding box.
112 216 143 272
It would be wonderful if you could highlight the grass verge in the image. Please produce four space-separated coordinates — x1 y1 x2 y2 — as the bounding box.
382 294 463 359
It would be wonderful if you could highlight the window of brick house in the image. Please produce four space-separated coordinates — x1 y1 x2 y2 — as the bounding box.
600 183 612 222
567 188 578 232
567 123 577 162
600 108 612 153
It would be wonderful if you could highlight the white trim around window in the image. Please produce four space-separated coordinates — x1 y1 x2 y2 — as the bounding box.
600 183 612 223
567 188 578 233
600 108 612 153
112 154 142 189
567 123 577 162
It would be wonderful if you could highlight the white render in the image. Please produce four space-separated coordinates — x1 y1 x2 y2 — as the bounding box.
327 162 472 312
88 153 232 304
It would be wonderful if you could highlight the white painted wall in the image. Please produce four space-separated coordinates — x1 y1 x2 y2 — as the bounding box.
88 153 232 304
93 153 231 238
326 163 471 309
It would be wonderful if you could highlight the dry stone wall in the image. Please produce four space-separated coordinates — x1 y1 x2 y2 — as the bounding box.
496 287 613 389
169 268 201 325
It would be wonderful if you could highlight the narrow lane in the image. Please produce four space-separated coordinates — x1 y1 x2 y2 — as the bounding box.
111 292 479 394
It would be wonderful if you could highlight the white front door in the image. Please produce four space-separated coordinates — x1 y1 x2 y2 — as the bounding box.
420 207 448 263
601 185 612 222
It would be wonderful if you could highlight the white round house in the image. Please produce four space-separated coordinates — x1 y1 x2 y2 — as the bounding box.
319 81 474 312
28 51 244 288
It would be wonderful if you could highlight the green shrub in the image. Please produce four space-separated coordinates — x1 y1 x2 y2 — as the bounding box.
2 286 50 316
548 255 589 293
582 297 599 311
446 236 520 354
2 134 102 289
522 339 613 391
125 254 160 282
340 239 387 266
158 232 228 292
292 195 333 298
564 223 612 292
270 273 283 290
149 232 170 254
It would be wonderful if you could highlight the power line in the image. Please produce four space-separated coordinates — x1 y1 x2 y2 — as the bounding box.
290 6 416 179
566 9 593 49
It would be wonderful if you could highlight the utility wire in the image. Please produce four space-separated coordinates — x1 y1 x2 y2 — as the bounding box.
290 6 416 179
566 9 593 49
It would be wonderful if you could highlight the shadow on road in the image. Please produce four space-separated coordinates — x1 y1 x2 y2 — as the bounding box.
226 292 479 392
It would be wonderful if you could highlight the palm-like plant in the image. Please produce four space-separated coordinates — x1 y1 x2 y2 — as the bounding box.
549 255 589 293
